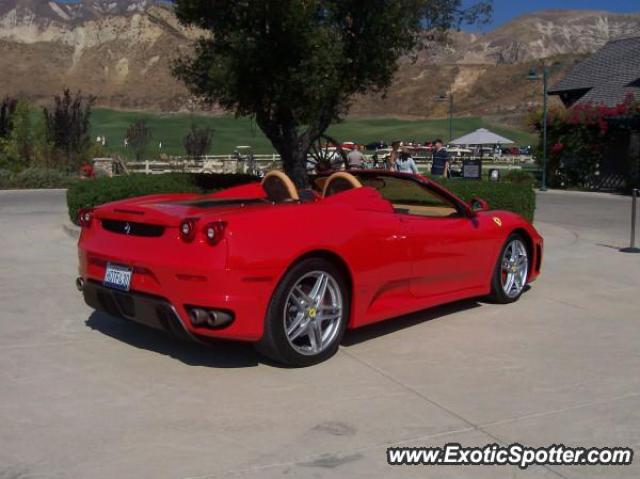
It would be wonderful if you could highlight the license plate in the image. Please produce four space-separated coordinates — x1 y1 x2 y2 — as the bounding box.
104 263 133 291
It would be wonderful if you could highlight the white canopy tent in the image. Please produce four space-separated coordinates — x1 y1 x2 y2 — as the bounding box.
450 128 514 146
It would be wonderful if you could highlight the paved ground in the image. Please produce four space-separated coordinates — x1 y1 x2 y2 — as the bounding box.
0 189 639 479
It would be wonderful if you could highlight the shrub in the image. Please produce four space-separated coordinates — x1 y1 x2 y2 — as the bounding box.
43 89 95 170
502 169 536 185
0 167 75 189
126 119 152 162
67 172 535 224
433 178 536 222
66 173 259 224
184 124 213 159
0 168 12 188
67 174 197 224
13 168 75 189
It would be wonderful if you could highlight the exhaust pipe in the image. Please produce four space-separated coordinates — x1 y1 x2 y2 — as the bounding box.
190 308 210 326
206 310 234 328
188 307 234 329
76 277 85 292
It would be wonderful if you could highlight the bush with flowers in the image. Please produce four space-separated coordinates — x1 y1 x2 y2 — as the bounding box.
528 93 640 189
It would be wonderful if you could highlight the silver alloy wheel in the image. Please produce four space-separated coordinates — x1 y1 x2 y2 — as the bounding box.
283 271 343 356
501 239 529 298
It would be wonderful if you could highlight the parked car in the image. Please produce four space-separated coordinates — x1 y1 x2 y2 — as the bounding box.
365 141 388 151
76 170 543 366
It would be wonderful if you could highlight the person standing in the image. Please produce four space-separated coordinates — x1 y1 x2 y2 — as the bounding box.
387 141 400 170
395 148 418 174
347 145 365 169
431 139 449 178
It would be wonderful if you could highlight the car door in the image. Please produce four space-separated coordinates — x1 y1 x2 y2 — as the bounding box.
376 177 494 299
401 213 489 298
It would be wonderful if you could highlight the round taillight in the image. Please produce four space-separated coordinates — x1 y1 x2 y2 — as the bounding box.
179 218 198 242
203 221 226 246
78 208 94 228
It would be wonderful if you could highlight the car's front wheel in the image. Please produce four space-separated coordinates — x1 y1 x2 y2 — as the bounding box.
256 258 349 367
490 234 529 303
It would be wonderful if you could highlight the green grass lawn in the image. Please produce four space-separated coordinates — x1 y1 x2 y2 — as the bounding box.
87 108 535 159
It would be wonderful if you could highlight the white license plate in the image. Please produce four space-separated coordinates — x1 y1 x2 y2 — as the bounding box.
104 263 133 291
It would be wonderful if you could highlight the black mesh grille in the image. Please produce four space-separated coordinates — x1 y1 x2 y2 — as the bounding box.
178 198 267 208
101 220 165 237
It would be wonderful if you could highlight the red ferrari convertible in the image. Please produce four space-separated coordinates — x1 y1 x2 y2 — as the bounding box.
76 170 542 366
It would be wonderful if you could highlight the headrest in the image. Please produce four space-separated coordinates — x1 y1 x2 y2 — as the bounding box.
322 172 363 198
261 170 299 202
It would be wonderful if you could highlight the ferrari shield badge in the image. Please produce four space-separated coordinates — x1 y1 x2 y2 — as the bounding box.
493 217 502 227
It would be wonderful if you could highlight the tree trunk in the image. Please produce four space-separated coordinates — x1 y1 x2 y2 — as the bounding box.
255 109 333 189
280 144 309 189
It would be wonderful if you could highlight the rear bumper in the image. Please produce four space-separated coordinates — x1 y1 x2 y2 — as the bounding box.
78 239 277 341
82 280 197 342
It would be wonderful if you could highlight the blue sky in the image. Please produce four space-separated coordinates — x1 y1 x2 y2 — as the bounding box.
465 0 640 30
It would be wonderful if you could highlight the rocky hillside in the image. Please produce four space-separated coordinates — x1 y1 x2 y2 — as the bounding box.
0 0 164 23
0 2 639 116
351 10 640 118
0 0 195 110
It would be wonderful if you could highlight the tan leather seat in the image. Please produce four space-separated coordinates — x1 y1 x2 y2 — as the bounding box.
322 172 363 198
261 170 299 203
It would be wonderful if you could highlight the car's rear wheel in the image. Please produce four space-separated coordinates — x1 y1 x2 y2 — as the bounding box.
490 234 529 304
256 258 349 367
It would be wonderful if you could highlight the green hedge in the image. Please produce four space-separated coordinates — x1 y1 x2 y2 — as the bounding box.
67 173 258 224
434 178 536 222
67 172 535 225
0 168 77 190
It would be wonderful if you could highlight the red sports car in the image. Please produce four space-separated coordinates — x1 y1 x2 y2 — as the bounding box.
76 170 542 366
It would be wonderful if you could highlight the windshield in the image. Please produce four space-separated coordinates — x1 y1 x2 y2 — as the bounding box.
354 174 461 217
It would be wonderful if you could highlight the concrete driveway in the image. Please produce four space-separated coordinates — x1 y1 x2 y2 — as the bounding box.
0 189 638 479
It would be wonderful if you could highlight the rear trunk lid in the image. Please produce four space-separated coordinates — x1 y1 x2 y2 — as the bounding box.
93 194 275 234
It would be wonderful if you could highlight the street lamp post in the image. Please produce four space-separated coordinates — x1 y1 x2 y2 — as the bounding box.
541 66 548 192
528 65 549 191
437 91 454 143
448 93 454 143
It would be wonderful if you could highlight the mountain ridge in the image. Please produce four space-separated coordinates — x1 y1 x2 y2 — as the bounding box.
0 3 638 116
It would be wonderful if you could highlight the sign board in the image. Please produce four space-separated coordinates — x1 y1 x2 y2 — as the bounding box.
92 158 116 177
462 159 482 180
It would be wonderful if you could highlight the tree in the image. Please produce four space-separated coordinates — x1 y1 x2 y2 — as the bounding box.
173 0 491 187
43 89 95 170
0 100 33 172
10 100 33 164
126 119 152 162
0 97 17 170
183 124 213 159
0 97 17 139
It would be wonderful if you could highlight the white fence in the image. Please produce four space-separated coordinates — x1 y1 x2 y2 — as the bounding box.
126 154 282 175
124 153 534 176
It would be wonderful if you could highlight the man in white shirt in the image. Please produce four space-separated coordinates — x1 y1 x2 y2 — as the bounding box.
347 145 365 169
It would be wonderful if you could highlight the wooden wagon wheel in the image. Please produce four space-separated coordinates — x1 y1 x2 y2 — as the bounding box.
308 134 349 173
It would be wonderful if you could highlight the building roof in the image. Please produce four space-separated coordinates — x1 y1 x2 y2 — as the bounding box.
548 36 640 108
450 128 514 146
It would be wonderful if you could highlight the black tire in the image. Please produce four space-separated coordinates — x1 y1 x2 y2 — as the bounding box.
255 258 350 367
489 233 530 304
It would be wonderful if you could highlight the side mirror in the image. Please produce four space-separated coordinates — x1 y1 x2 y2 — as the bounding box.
469 197 490 212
